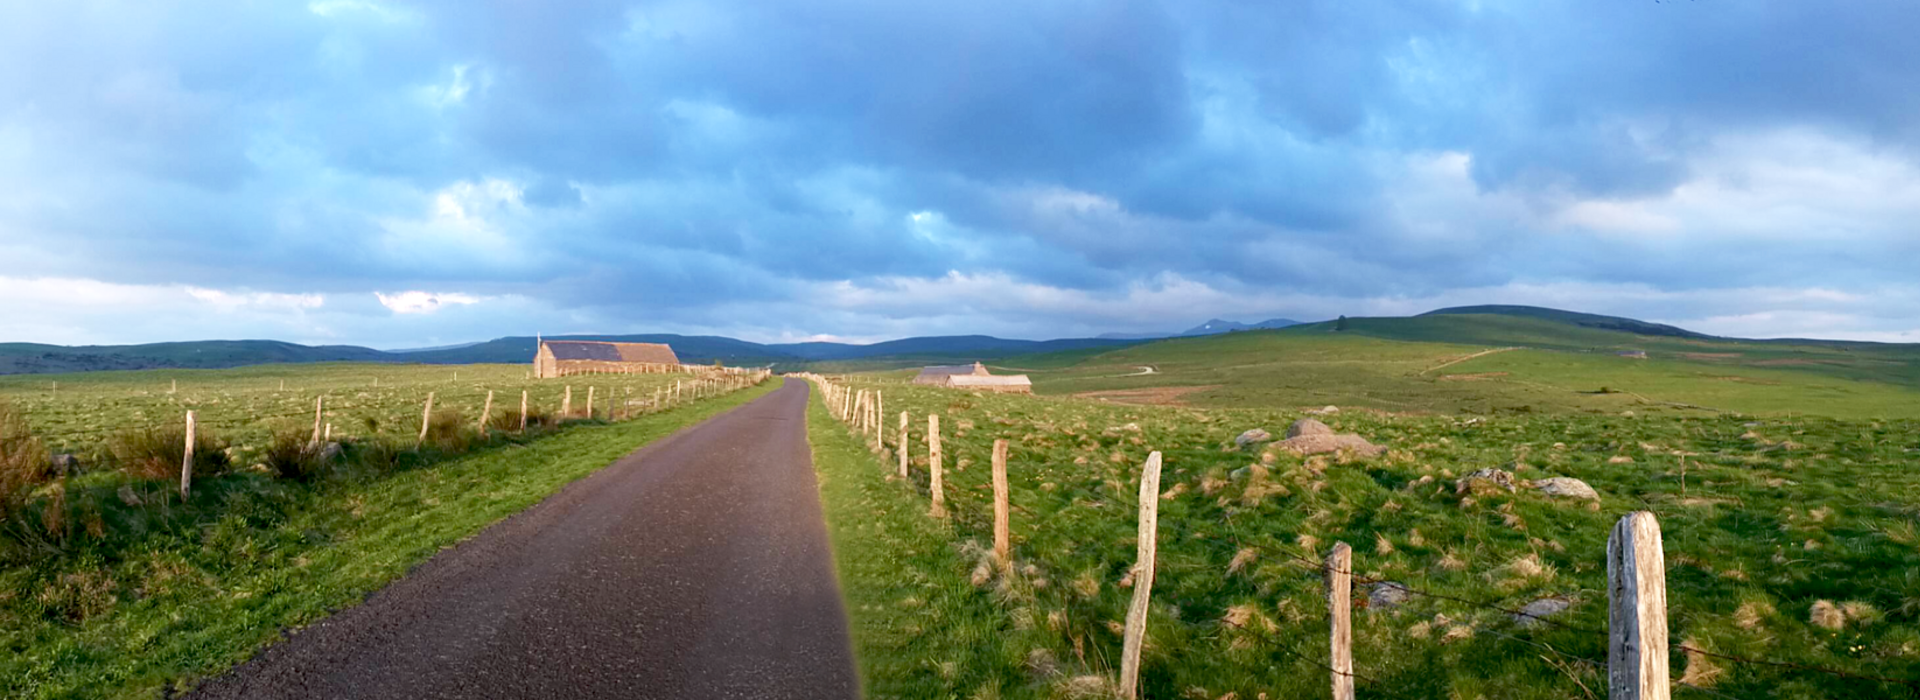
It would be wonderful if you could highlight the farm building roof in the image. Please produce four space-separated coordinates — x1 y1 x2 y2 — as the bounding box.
945 374 1031 388
541 340 680 365
913 362 990 384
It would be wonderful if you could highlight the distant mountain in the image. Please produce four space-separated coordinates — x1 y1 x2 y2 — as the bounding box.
0 340 392 375
1099 317 1303 340
1419 305 1711 340
1180 317 1304 336
0 333 1143 376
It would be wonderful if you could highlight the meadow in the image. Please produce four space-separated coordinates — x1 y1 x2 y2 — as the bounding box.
1020 321 1920 420
0 363 771 698
809 378 1920 699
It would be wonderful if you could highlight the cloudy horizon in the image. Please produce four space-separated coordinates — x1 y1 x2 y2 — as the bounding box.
4 1 1918 349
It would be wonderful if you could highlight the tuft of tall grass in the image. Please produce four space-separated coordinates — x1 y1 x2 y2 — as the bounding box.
489 406 555 433
0 400 52 520
260 429 328 483
421 408 474 449
108 424 229 481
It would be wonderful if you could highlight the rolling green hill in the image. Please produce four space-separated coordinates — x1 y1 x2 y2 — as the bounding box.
1013 311 1920 419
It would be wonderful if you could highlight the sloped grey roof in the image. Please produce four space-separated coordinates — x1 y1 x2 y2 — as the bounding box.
543 341 679 364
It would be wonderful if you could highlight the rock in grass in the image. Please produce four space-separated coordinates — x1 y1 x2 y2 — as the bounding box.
319 442 344 462
1513 598 1570 628
1307 405 1340 415
1287 418 1334 438
1234 428 1272 447
1456 468 1516 494
1531 476 1598 500
1273 433 1386 457
50 453 81 475
1369 581 1411 610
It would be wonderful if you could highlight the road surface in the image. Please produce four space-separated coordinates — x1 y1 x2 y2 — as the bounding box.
190 379 857 700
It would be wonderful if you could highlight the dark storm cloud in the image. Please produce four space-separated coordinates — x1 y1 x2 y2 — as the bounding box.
2 0 1919 346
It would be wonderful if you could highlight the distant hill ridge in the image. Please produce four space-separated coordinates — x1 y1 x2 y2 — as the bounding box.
5 305 1899 376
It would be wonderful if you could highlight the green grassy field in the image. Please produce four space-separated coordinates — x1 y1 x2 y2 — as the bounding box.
1019 316 1920 419
810 377 1920 698
0 363 708 458
0 364 772 699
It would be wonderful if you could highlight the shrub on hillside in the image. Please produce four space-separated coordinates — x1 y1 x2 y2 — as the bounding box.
0 400 52 520
421 408 474 449
489 407 555 433
260 429 328 483
108 424 229 480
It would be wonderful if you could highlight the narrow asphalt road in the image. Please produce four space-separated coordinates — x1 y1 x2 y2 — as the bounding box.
190 379 858 700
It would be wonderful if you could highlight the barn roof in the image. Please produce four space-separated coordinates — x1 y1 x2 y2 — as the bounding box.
946 374 1031 387
913 362 989 382
542 340 680 365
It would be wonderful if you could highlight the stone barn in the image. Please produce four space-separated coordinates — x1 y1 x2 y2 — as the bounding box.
534 340 681 378
914 362 990 385
913 361 1032 393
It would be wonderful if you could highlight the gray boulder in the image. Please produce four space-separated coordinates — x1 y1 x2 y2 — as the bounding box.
1532 477 1599 500
1456 468 1517 494
1287 418 1335 438
1513 598 1571 628
1369 581 1411 610
1235 428 1273 447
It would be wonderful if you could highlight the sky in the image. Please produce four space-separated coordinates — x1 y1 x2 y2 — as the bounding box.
3 1 1918 349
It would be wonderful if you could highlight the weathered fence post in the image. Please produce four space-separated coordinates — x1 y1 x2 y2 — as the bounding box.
519 390 529 432
992 439 1011 570
1119 451 1164 699
563 386 573 417
171 378 177 394
1609 511 1670 700
928 414 947 518
478 390 494 433
874 392 884 451
587 387 597 419
308 395 325 451
180 410 196 499
898 411 910 478
417 392 435 448
1328 541 1355 700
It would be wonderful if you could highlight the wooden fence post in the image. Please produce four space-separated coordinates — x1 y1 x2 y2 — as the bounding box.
180 410 196 499
929 414 947 518
417 392 435 448
308 395 324 451
478 390 494 434
1328 541 1355 700
898 411 910 478
874 392 884 451
587 387 596 420
992 439 1011 570
563 386 573 417
1609 511 1670 700
1119 451 1164 699
520 390 529 432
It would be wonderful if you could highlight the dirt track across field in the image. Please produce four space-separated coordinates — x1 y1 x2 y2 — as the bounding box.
189 379 856 700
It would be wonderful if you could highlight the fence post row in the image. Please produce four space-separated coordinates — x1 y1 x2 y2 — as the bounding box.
1609 511 1670 700
479 390 494 433
1119 451 1164 700
1328 542 1355 700
992 439 1011 571
928 414 946 518
308 395 325 451
897 411 910 478
180 410 197 499
417 391 436 448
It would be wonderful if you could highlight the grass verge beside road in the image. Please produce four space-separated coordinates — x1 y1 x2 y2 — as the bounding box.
5 380 776 699
806 391 1031 699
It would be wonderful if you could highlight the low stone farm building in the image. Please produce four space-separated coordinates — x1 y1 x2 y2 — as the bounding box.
534 340 682 378
914 361 1032 393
